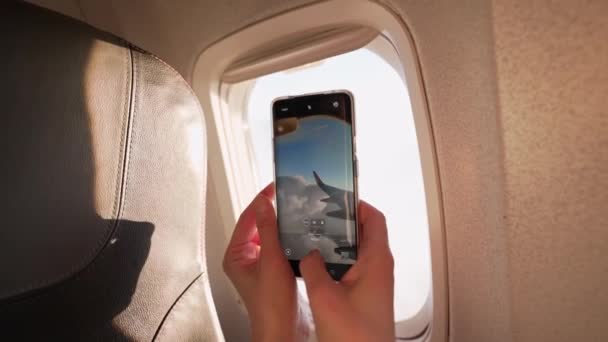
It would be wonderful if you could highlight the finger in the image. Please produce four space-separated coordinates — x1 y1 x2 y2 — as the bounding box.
223 242 260 270
258 182 275 199
254 193 282 256
223 184 273 275
228 183 274 247
300 249 355 336
300 250 336 299
357 201 390 256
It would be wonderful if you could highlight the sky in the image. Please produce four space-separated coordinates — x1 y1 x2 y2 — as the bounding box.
275 115 354 189
245 46 431 322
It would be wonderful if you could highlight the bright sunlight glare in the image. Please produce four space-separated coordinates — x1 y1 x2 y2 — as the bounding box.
246 47 431 322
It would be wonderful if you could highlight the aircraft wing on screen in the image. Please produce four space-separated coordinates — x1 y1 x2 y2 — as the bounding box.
313 171 355 221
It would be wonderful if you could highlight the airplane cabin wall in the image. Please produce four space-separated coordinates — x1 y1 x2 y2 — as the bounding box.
492 2 608 340
382 1 513 340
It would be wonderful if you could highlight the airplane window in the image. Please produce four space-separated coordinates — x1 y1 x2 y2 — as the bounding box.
243 45 431 323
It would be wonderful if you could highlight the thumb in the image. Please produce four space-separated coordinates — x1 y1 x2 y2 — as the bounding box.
301 250 354 339
300 250 336 300
254 195 281 256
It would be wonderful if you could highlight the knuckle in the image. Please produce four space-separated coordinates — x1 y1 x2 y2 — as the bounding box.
376 211 387 225
222 257 230 273
222 252 235 275
373 248 394 271
366 205 387 225
256 194 269 208
255 197 272 219
236 211 247 226
386 251 395 270
257 213 273 227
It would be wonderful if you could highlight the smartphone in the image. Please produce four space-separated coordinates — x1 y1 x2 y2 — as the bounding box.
272 91 359 281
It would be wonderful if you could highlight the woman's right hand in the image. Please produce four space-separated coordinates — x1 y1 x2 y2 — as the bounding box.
300 201 395 342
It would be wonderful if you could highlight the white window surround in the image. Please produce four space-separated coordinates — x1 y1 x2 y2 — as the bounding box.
247 38 434 323
193 0 448 340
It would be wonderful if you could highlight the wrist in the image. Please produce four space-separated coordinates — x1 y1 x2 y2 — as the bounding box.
251 322 295 342
250 301 313 342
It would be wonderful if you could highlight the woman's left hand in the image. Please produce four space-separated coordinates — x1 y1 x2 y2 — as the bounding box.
223 183 311 342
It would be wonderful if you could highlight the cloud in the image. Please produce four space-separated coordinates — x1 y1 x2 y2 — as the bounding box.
276 176 326 228
276 175 356 263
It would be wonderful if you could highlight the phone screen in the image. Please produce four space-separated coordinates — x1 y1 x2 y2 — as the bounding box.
272 92 358 279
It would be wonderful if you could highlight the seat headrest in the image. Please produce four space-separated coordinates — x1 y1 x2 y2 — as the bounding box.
0 2 220 340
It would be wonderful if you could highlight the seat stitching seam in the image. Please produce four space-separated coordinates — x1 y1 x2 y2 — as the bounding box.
116 44 137 221
152 274 204 341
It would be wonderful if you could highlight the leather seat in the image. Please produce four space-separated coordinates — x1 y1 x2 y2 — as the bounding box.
0 2 222 340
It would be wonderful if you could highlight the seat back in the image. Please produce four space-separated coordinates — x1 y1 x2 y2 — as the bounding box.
0 2 221 340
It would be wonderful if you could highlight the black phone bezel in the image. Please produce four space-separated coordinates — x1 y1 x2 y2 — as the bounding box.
272 91 358 281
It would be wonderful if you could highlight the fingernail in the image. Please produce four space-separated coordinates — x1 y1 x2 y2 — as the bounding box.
305 249 320 259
